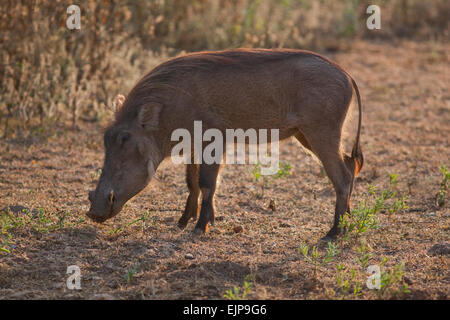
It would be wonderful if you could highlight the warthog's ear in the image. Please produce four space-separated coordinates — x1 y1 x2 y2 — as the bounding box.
138 102 162 130
112 94 126 113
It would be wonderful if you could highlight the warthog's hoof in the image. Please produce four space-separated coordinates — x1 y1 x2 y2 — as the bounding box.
193 228 204 235
320 230 339 243
177 220 188 230
320 226 342 243
193 224 208 235
319 235 337 243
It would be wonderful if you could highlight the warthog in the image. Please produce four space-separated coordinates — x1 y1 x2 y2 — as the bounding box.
87 49 363 241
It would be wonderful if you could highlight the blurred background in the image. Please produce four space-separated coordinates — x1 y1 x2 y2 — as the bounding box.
0 0 448 136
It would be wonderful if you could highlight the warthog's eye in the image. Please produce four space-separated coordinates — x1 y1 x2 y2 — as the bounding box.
117 131 130 146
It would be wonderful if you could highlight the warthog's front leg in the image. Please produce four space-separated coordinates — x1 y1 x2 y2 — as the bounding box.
194 163 221 234
178 164 200 229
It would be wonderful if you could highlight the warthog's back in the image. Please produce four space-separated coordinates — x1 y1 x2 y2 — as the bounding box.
123 49 353 139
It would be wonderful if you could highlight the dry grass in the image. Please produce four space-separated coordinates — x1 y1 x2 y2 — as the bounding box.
0 39 448 299
1 0 449 133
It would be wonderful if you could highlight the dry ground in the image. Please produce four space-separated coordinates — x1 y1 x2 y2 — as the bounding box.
0 40 448 300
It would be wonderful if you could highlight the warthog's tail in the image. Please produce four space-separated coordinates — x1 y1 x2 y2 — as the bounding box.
349 77 364 176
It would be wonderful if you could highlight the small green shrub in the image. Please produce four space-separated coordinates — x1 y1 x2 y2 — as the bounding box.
224 275 253 300
109 212 150 235
125 266 137 284
299 242 339 278
0 207 78 254
339 174 408 240
335 264 363 298
355 241 373 269
251 161 291 198
377 260 411 298
435 164 449 207
334 245 410 299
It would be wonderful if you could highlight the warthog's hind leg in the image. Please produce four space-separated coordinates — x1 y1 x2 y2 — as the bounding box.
295 129 353 241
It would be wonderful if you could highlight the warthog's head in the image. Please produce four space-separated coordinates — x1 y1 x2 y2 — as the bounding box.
87 95 163 223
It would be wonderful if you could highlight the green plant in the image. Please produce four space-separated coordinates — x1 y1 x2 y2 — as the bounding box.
355 241 372 269
334 246 410 299
299 242 339 278
251 161 291 198
0 233 13 254
1 207 70 254
223 275 253 300
377 260 411 298
70 217 86 230
388 195 408 214
435 164 449 207
384 174 408 214
339 200 380 240
57 211 71 229
31 208 60 234
339 174 408 240
125 266 137 284
0 208 31 234
335 264 362 298
109 212 150 235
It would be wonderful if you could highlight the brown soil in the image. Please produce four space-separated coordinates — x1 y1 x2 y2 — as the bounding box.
0 40 449 300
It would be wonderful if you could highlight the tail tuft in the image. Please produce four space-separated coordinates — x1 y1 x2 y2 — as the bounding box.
351 142 363 176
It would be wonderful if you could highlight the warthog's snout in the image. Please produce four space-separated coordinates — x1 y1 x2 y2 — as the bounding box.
87 189 121 223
